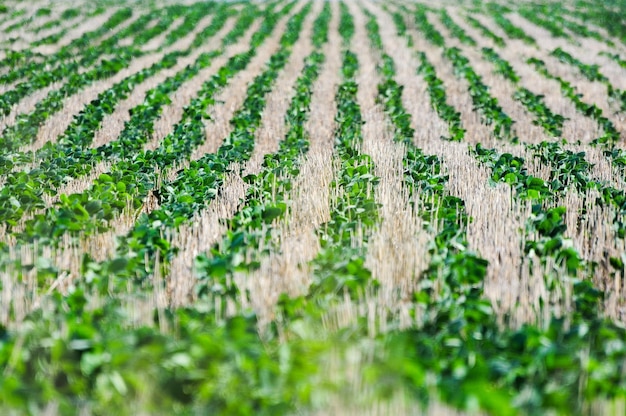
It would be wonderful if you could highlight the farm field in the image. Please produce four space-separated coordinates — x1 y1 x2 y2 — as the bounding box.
1 0 626 414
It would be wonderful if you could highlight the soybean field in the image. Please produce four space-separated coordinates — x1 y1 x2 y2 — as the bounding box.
1 0 626 414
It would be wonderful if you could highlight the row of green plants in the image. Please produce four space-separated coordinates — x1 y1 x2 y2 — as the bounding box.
411 4 515 141
305 3 380 300
486 4 536 45
0 3 319 413
524 54 626 177
464 141 626 412
550 47 626 112
517 7 569 39
383 8 626 412
416 52 466 141
0 4 253 229
0 47 138 151
0 7 165 115
481 47 567 138
465 13 505 47
449 8 575 145
0 8 133 86
600 51 626 69
444 47 516 140
196 2 330 305
518 2 610 45
528 57 621 147
439 8 476 46
0 3 238 174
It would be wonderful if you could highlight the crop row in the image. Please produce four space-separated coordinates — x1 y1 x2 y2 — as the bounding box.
464 14 505 47
528 57 620 147
409 5 516 141
0 4 256 231
305 4 379 299
600 51 626 70
439 9 476 46
485 4 536 45
519 3 610 45
481 47 567 138
92 1 310 287
550 47 626 112
0 3 318 412
196 5 329 303
0 8 133 86
443 47 515 140
382 8 626 411
416 52 465 141
366 12 513 411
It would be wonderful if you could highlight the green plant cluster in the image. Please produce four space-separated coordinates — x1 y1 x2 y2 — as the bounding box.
480 49 566 139
528 58 621 147
416 53 466 141
390 9 408 39
514 88 567 137
307 5 380 299
600 51 626 69
0 9 133 108
0 49 42 70
487 6 536 45
0 4 246 230
196 5 328 301
481 47 519 83
465 14 505 47
526 141 626 240
414 5 445 47
444 47 515 140
0 4 323 413
550 47 626 112
439 9 476 46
